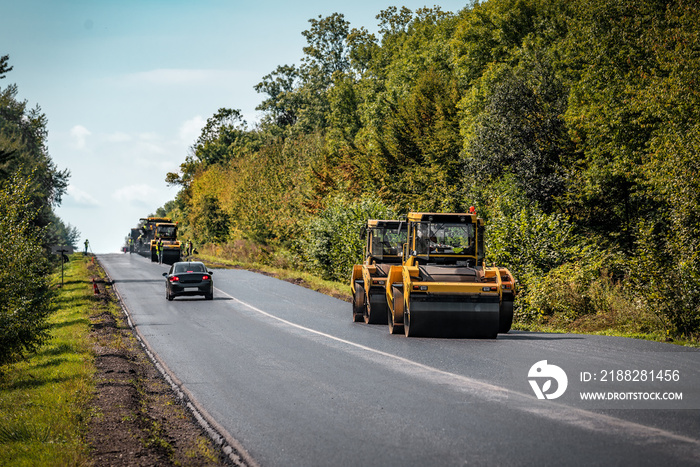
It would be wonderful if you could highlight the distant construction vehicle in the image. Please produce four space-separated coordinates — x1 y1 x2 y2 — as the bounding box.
385 211 515 338
137 217 171 256
351 220 408 324
149 222 182 265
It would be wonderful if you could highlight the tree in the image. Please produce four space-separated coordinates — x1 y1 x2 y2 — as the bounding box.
623 0 700 338
255 65 302 128
464 67 569 211
560 0 667 250
346 27 379 77
255 13 355 135
192 108 248 166
450 0 538 86
0 172 54 367
166 108 249 188
377 6 413 36
0 54 12 79
379 66 463 212
302 13 352 79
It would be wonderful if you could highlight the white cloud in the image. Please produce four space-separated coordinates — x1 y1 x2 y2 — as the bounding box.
179 115 205 145
66 185 100 207
111 184 159 206
105 131 132 143
135 140 168 157
70 125 91 149
137 132 160 141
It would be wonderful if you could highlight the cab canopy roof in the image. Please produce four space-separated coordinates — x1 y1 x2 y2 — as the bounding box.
367 219 405 229
140 217 171 223
407 212 479 223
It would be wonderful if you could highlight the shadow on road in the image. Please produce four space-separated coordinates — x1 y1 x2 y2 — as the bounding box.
170 297 233 302
498 331 584 340
110 279 163 284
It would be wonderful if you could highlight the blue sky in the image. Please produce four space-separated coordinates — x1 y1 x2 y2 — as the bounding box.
2 0 470 252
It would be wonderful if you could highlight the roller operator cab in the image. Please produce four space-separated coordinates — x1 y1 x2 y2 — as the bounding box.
386 212 515 338
351 220 408 325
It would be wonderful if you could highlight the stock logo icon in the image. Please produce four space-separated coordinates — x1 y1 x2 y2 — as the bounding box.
528 360 568 400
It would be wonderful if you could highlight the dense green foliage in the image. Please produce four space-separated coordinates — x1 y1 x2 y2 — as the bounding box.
300 196 396 280
162 1 700 339
0 174 54 366
0 56 76 367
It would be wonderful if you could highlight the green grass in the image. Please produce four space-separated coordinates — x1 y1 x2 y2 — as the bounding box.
0 255 95 466
513 321 699 347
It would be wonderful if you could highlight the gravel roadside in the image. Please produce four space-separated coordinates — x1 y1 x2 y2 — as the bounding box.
86 259 230 466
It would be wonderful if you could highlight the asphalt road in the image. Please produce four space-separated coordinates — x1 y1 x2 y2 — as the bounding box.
99 253 700 467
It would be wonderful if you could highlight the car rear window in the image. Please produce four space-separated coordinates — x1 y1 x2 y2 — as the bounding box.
174 263 205 273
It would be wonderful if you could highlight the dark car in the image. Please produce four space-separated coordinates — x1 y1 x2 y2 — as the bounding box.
163 261 213 301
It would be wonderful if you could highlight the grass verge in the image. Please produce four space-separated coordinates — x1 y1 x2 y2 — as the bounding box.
0 255 94 466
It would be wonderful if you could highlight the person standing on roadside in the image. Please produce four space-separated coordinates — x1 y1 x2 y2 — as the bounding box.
84 239 89 255
157 237 164 264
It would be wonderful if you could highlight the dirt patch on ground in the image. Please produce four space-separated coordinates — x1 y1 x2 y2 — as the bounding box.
85 261 228 466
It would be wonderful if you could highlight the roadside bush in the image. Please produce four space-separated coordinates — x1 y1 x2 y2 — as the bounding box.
631 222 700 339
300 196 395 282
482 182 581 322
486 202 576 278
526 256 623 317
524 261 656 334
0 173 54 368
200 239 271 265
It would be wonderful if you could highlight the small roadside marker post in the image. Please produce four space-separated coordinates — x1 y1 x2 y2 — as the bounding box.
51 245 74 287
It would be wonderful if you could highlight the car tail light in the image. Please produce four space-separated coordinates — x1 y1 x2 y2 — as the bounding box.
170 276 179 282
202 275 210 280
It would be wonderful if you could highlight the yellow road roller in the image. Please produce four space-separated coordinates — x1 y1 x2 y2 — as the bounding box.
386 212 515 338
351 219 407 324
